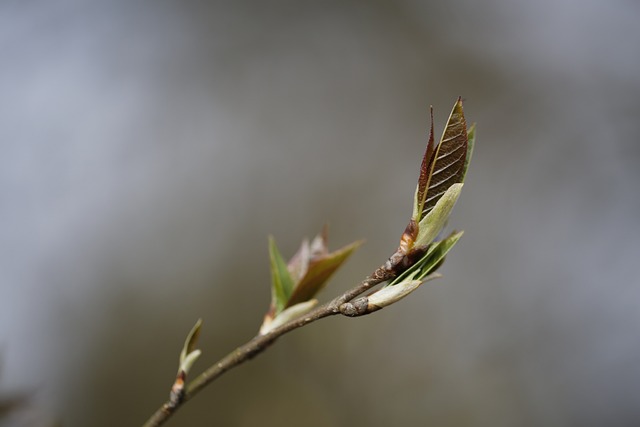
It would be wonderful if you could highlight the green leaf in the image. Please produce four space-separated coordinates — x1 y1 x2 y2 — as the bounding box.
368 279 424 309
179 319 202 364
460 123 476 183
421 230 464 276
390 230 463 286
259 299 318 335
269 236 295 313
286 239 363 308
415 183 463 248
421 98 468 219
179 350 202 375
178 319 203 375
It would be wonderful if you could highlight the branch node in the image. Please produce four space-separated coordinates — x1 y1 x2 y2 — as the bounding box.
339 297 369 317
169 371 186 407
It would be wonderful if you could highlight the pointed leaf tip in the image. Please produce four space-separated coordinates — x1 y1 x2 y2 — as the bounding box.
461 123 476 183
420 230 464 277
286 238 363 308
266 228 363 323
420 99 468 218
178 319 203 375
180 319 202 365
269 236 295 313
414 106 436 221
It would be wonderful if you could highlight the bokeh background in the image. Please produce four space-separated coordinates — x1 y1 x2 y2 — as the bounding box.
2 1 639 426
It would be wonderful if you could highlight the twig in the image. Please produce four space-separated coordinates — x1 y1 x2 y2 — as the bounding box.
142 97 473 426
142 263 396 427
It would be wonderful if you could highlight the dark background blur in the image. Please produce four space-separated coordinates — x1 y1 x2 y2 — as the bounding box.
2 1 639 426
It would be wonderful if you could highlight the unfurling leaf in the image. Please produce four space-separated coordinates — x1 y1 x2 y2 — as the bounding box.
286 238 363 308
374 132 468 312
414 183 463 248
413 107 436 221
356 228 459 316
461 123 476 183
413 98 468 224
396 98 470 260
178 319 203 375
368 278 430 310
179 350 202 376
420 230 464 274
259 299 318 335
421 97 468 217
262 227 362 332
391 230 464 287
269 236 295 313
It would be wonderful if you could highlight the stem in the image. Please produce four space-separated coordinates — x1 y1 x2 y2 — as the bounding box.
142 265 394 427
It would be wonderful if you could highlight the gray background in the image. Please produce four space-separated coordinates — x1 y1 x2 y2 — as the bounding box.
1 0 639 426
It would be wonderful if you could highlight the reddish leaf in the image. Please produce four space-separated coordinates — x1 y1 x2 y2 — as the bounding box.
416 106 436 217
421 97 468 217
286 239 363 308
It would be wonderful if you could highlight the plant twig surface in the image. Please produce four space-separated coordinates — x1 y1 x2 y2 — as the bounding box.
142 264 393 427
142 97 473 426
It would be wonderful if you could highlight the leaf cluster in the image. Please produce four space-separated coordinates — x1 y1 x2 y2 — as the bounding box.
261 227 362 334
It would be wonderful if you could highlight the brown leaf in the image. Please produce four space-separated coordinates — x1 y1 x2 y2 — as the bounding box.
287 238 310 285
421 97 468 217
286 239 363 308
416 106 436 217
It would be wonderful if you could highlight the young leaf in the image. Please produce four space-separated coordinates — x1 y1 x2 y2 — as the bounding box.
269 236 295 313
367 279 423 309
414 183 463 248
413 107 436 221
287 238 311 285
179 319 202 364
261 229 363 334
390 230 463 287
421 97 468 218
178 319 203 375
179 350 202 376
259 299 318 335
420 230 464 276
460 123 476 183
286 239 363 308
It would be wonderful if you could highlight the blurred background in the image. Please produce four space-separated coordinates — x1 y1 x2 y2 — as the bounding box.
1 0 639 426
